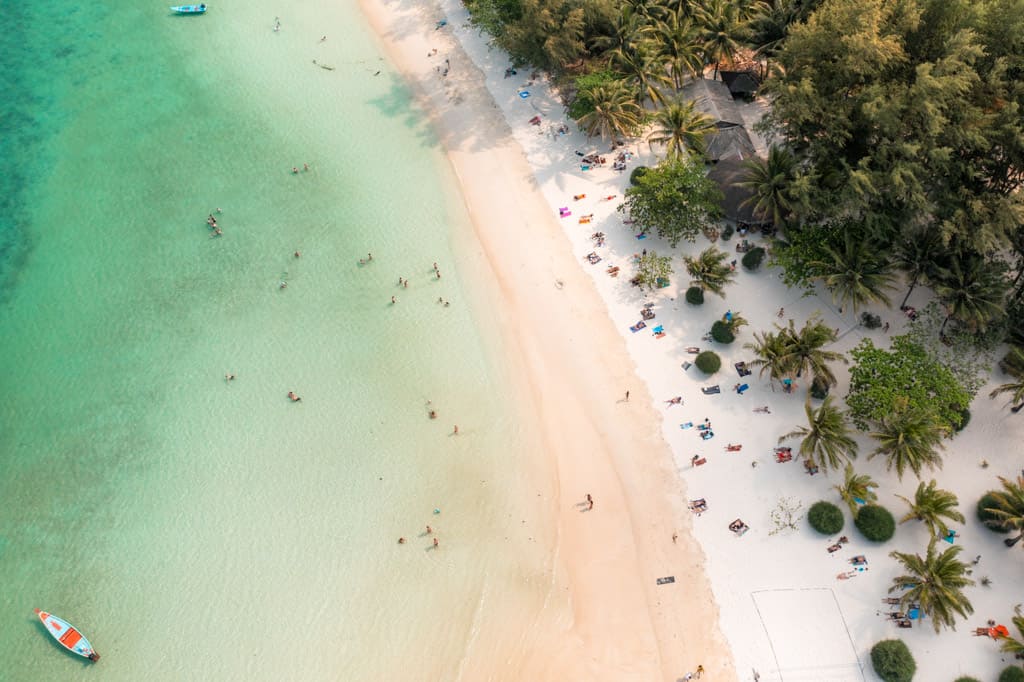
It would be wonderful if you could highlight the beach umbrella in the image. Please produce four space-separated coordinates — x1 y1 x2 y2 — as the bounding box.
993 624 1010 638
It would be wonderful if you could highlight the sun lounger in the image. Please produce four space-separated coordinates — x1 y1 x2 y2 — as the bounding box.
680 422 693 429
804 460 820 475
725 444 742 451
692 457 707 466
701 385 720 395
652 325 664 334
700 430 714 440
735 362 752 377
656 576 675 585
729 519 749 536
882 598 901 605
586 252 601 264
689 498 708 513
827 542 843 553
850 555 868 566
775 451 792 463
897 619 912 629
680 361 692 371
686 347 700 354
629 321 647 333
735 383 749 394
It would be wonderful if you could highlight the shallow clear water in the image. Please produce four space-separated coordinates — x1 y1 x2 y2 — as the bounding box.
0 1 557 678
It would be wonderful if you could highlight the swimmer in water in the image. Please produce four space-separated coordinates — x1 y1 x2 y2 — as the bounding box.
429 410 437 419
398 537 406 544
287 391 301 402
225 373 235 381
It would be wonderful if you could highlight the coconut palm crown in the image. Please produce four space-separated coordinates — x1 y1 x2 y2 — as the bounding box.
778 397 858 473
889 540 975 633
896 479 965 538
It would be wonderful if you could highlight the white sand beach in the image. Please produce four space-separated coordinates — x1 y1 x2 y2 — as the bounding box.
359 0 1024 680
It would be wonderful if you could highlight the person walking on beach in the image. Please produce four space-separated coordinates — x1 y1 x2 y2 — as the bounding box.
433 537 439 548
587 494 594 510
625 390 630 401
453 425 459 435
696 664 704 678
391 296 397 305
426 525 433 535
777 307 784 318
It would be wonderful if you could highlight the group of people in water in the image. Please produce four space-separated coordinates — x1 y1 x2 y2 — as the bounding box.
206 210 222 237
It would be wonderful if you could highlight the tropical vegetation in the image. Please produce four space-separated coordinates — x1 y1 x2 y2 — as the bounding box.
683 246 735 298
695 350 721 374
778 397 857 474
807 501 844 535
982 476 1024 548
896 480 964 539
834 464 878 515
619 156 723 247
855 505 895 543
868 405 947 481
889 540 975 633
634 251 673 291
870 639 916 682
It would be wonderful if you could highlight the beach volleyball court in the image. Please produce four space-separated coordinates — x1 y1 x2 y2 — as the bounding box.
752 589 865 682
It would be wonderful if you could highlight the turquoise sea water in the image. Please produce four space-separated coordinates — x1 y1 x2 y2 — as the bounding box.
0 1 557 678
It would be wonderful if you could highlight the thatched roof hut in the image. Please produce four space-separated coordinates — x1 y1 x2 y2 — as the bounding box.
706 158 770 226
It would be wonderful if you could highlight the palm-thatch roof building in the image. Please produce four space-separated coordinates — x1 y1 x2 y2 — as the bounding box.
680 78 758 163
719 70 762 99
706 157 770 227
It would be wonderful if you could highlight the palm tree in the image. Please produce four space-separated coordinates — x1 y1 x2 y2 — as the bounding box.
810 231 896 313
743 329 789 386
777 315 846 387
653 8 703 90
868 407 946 480
736 145 797 228
984 476 1024 548
999 605 1024 657
697 0 744 80
684 246 735 298
589 6 650 63
778 397 858 473
833 463 878 515
613 43 673 108
892 228 945 309
746 0 799 78
896 479 965 538
888 540 975 633
932 250 1008 336
577 81 643 141
647 99 714 157
989 366 1024 414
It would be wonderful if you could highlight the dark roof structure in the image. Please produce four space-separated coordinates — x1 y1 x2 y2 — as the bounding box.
682 78 758 162
707 157 770 225
681 78 744 127
719 70 761 98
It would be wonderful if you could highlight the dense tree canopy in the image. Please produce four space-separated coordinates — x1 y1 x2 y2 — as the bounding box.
764 0 1024 250
847 337 971 432
619 156 722 247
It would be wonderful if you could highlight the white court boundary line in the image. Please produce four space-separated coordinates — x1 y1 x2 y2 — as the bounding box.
751 588 866 682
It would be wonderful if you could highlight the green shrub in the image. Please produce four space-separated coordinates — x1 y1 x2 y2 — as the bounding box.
953 677 982 682
953 407 970 432
695 351 721 374
710 320 735 344
810 376 830 400
742 246 766 271
567 70 618 120
870 639 916 682
855 505 896 542
685 286 704 305
630 166 649 186
808 501 844 535
978 492 1010 533
861 312 883 329
721 224 735 241
999 667 1024 682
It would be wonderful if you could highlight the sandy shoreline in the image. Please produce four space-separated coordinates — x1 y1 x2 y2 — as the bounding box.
357 0 735 679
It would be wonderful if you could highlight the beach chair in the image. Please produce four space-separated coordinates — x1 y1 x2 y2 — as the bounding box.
652 325 664 334
689 498 708 513
686 347 700 354
735 383 749 394
700 430 714 440
680 361 692 371
729 519 749 536
775 451 792 463
804 460 820 475
680 422 693 429
629 321 647 333
701 385 721 395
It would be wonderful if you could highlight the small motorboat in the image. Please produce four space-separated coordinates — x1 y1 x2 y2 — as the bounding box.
170 4 207 13
34 609 100 661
